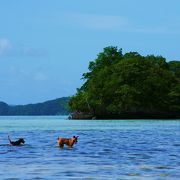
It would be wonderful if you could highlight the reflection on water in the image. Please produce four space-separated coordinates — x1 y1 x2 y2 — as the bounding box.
0 116 180 179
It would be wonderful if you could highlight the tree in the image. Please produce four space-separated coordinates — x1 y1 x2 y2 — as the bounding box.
69 46 180 118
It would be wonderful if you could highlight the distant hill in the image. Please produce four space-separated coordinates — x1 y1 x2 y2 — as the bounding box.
0 97 70 115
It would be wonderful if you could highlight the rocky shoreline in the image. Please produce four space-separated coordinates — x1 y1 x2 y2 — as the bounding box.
69 112 180 120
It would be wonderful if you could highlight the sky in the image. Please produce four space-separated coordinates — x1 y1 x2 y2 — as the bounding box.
0 0 180 105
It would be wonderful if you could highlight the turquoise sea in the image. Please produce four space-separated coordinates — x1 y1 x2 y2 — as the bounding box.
0 116 180 179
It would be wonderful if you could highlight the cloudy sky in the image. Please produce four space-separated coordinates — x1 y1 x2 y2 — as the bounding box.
0 0 180 104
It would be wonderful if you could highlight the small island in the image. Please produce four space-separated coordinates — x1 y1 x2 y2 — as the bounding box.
69 46 180 119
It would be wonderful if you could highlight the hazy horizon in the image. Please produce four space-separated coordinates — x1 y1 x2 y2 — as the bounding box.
1 0 180 104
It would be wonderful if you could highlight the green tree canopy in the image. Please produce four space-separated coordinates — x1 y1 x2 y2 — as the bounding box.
69 46 180 118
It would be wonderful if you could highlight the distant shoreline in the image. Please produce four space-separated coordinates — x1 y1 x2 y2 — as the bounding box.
0 97 69 116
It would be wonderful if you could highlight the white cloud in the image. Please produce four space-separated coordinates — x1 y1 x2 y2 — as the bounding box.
34 72 48 81
0 38 12 55
67 13 180 34
69 13 130 30
6 67 48 82
0 38 47 58
19 46 47 58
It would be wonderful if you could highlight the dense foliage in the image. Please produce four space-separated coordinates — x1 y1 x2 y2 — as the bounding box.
0 97 69 115
69 46 180 118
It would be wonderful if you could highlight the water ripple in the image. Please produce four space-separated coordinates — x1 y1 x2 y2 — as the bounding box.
0 116 180 179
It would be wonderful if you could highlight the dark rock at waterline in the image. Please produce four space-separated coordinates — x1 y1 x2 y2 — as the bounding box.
70 112 180 120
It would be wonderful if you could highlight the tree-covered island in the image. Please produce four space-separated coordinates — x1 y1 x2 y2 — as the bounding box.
69 46 180 119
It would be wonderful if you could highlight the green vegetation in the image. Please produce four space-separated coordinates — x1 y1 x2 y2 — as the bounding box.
69 46 180 119
0 97 69 115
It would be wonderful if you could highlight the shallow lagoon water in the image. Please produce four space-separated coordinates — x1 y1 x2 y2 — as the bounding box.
0 116 180 179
